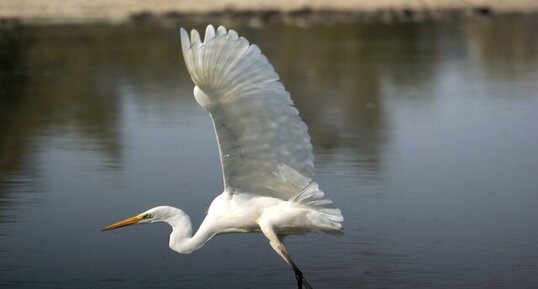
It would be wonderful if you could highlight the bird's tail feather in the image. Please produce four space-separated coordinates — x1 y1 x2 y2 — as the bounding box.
270 163 344 231
291 181 343 230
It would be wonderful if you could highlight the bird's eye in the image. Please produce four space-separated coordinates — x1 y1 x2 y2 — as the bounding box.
143 213 152 219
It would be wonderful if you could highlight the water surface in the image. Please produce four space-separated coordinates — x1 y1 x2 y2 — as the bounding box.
1 18 537 288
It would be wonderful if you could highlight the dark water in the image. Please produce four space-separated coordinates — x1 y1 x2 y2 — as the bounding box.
1 18 537 289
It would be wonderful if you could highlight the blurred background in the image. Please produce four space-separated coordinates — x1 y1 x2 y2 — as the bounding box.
1 1 537 289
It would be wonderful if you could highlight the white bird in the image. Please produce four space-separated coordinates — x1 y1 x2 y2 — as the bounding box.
103 24 343 289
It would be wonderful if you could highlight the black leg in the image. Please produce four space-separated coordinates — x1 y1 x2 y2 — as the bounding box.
258 225 314 289
294 266 303 289
293 264 313 289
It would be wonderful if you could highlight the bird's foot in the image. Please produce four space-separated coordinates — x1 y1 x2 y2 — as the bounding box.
293 267 312 289
295 269 303 288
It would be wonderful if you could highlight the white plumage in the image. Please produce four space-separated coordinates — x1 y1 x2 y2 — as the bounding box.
104 25 343 289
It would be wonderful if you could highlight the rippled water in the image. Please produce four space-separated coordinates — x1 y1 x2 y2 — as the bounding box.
1 18 537 289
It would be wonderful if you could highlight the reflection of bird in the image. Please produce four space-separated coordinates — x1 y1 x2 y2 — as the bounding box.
103 25 343 289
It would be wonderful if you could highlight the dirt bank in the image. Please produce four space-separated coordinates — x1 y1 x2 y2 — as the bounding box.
0 0 537 24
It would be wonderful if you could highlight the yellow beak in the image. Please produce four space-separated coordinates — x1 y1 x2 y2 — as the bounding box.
102 215 142 231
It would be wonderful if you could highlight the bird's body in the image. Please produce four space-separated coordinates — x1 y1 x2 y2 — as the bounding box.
104 24 343 289
152 185 340 254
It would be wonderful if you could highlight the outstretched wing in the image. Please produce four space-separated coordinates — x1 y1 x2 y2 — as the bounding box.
180 25 314 200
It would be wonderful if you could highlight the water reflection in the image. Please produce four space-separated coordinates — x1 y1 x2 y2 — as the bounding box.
464 17 538 80
1 18 537 288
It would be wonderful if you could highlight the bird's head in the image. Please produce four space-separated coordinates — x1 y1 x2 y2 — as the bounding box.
102 206 174 231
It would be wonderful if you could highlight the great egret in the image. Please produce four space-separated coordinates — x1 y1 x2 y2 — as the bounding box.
103 24 343 289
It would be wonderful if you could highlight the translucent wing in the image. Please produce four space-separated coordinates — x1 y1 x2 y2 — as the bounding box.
180 25 314 199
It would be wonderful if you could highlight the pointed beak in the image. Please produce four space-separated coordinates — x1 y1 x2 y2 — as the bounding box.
102 215 142 231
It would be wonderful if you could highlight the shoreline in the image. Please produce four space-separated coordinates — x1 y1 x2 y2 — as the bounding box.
0 1 537 25
1 9 536 27
131 8 535 26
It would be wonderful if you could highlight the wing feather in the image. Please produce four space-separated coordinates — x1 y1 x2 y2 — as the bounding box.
180 25 315 200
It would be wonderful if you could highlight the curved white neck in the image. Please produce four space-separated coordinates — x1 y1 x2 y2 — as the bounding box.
165 210 214 254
